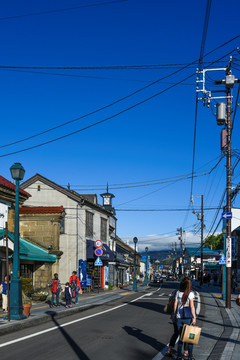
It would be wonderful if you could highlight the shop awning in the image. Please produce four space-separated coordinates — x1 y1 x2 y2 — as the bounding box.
87 240 114 261
0 229 56 262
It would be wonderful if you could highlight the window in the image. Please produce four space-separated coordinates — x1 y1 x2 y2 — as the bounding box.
20 264 33 278
86 211 94 238
37 185 41 191
100 217 107 241
60 218 65 234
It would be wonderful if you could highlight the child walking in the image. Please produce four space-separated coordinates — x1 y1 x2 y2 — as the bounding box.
64 282 72 308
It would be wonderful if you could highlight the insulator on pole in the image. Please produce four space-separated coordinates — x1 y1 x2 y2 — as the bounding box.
216 102 226 125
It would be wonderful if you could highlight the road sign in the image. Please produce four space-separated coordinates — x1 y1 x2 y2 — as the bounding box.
159 265 163 269
95 240 103 248
94 248 103 257
94 257 103 266
219 256 226 265
222 212 232 219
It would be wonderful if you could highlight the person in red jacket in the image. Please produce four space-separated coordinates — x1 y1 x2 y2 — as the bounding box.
69 271 82 304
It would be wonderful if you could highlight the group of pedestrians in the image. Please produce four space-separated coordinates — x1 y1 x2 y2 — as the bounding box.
49 271 82 308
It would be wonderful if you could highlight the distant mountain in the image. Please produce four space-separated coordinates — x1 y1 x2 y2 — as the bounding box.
140 249 180 261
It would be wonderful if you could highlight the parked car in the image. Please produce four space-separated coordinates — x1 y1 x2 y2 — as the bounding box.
154 274 163 284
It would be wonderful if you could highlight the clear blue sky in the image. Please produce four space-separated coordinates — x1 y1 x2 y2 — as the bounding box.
1 0 240 251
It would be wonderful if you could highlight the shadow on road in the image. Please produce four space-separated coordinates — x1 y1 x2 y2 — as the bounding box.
46 311 90 360
128 300 165 313
123 325 165 352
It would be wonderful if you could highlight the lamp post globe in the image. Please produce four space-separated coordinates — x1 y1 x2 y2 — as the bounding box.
144 247 148 286
9 162 26 320
132 237 138 292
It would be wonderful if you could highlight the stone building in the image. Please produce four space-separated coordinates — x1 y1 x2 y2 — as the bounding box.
18 206 65 288
21 173 116 288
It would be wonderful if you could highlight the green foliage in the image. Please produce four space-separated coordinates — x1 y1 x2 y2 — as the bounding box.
108 282 113 290
204 234 223 250
21 278 34 295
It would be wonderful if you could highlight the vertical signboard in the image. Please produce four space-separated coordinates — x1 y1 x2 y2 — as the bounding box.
226 236 231 267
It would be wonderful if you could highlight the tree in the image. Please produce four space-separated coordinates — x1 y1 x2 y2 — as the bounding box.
204 234 223 250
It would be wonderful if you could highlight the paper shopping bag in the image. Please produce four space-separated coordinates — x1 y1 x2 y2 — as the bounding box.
180 324 201 344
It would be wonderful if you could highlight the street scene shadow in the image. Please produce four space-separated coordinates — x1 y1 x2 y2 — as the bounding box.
123 325 165 352
45 311 90 360
128 300 165 314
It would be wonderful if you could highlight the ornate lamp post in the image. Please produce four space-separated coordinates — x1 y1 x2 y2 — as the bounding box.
9 162 26 320
132 237 138 292
144 247 148 286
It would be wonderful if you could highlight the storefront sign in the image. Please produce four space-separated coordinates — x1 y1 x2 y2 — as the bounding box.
226 236 232 267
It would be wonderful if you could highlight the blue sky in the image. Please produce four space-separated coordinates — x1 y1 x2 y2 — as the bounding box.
1 0 240 251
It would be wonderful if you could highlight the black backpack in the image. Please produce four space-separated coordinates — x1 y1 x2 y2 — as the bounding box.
71 277 77 290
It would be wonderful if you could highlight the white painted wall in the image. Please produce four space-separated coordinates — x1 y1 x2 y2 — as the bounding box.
22 180 111 283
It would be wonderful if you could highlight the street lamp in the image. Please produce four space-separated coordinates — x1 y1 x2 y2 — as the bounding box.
144 247 148 286
132 237 138 292
9 162 26 320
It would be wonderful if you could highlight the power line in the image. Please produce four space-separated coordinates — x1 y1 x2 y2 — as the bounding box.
190 0 212 200
0 50 236 158
0 0 127 21
116 207 219 212
0 61 196 150
0 36 239 152
0 61 229 71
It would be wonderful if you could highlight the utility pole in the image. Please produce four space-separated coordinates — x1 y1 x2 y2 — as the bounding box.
192 195 204 285
197 56 240 309
177 227 184 276
200 195 204 286
175 242 177 277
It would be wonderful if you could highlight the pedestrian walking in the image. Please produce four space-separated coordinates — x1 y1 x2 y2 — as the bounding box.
62 282 72 308
166 289 188 358
0 275 10 312
173 277 197 360
69 271 82 304
236 293 240 306
49 273 61 307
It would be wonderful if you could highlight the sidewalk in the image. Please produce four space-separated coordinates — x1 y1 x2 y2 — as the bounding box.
0 285 146 336
192 282 240 360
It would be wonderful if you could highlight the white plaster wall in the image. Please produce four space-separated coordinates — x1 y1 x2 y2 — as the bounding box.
22 180 82 283
22 180 111 283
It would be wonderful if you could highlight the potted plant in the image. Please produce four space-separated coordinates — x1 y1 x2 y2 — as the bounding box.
22 291 32 317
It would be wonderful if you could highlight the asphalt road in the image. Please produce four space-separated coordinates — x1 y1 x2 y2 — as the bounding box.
0 282 179 360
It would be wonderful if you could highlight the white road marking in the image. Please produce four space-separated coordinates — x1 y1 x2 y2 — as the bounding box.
159 293 165 296
0 293 148 348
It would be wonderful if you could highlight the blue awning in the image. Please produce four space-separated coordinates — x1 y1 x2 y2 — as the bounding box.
87 240 114 261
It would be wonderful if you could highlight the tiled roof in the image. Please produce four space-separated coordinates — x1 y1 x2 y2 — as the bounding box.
20 206 65 214
0 175 31 197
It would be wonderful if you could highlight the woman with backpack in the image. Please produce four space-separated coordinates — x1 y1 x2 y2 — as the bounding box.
49 273 61 308
173 277 196 360
165 289 188 358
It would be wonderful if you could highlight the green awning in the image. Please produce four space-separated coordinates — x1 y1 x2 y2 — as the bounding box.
0 229 56 263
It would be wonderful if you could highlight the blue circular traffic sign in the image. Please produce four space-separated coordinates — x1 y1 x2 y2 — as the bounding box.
95 248 103 256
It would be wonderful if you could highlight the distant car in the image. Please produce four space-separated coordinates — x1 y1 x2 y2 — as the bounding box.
161 274 167 279
167 274 175 281
154 274 163 284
